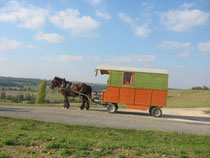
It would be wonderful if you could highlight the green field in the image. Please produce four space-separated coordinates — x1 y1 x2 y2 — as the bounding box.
167 89 210 108
0 116 210 158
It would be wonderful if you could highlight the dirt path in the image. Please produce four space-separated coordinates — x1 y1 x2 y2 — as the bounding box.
163 107 210 117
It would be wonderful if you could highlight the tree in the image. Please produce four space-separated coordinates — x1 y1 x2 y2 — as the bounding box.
36 80 46 104
192 86 203 90
203 86 209 90
0 91 6 100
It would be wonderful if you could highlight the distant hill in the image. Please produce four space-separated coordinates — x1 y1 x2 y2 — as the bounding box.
0 76 106 92
0 76 44 87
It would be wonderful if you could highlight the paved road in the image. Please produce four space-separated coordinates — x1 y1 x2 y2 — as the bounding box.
0 105 210 135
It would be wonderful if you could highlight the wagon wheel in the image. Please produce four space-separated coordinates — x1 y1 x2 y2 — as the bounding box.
149 106 155 115
151 107 162 117
107 103 118 113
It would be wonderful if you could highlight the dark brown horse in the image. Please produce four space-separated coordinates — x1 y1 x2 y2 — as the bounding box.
49 77 92 110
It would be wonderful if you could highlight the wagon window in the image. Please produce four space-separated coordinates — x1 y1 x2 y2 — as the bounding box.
123 72 134 85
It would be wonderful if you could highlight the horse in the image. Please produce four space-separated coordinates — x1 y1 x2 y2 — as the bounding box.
49 76 92 110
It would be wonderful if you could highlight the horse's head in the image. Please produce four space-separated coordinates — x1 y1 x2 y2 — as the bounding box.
49 77 62 89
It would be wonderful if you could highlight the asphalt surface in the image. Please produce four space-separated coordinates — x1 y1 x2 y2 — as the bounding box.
0 105 210 135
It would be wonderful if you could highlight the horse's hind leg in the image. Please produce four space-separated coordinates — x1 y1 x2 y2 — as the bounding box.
85 97 89 110
79 96 85 110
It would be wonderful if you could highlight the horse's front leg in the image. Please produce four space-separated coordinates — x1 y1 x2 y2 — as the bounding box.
61 90 70 109
64 95 70 109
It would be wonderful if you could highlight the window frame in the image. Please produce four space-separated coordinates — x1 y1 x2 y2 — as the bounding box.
123 72 134 85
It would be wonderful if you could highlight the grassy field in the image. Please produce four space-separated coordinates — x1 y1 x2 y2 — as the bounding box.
0 116 210 158
167 89 210 108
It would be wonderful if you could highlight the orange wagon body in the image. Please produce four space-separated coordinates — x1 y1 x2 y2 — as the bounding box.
102 86 167 111
95 65 168 117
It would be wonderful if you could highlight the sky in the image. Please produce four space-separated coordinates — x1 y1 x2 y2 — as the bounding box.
0 0 210 89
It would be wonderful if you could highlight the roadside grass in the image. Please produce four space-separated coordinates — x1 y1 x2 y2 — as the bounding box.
204 110 210 115
0 116 210 158
167 89 210 108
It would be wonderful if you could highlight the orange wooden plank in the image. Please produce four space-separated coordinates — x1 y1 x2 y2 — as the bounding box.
151 90 167 107
134 89 152 106
126 104 148 110
119 87 135 104
102 86 119 103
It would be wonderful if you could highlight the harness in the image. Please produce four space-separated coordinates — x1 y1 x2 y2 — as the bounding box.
60 79 92 103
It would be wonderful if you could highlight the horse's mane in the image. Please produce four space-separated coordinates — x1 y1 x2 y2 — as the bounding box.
54 76 63 81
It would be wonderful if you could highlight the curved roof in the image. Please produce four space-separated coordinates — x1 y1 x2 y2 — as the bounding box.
95 65 168 75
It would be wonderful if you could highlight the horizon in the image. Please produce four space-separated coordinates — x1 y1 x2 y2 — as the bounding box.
0 0 210 89
1 75 208 90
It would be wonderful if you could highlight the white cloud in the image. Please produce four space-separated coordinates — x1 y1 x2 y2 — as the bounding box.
160 8 209 32
119 13 151 37
87 0 103 6
104 54 156 63
178 51 190 58
42 55 101 63
87 56 100 62
118 13 133 23
175 65 185 69
35 32 64 43
198 42 210 56
0 57 6 62
96 11 112 20
142 2 154 10
157 41 192 58
0 38 24 51
50 9 99 35
0 1 48 29
157 41 191 50
42 55 84 63
27 44 34 48
135 24 151 37
179 3 194 9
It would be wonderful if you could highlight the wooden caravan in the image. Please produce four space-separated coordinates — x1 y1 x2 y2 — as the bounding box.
95 65 168 117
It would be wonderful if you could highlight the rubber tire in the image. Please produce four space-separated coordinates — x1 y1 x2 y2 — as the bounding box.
107 104 117 113
151 107 162 117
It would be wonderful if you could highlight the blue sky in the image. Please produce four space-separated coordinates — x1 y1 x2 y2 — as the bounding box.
0 0 210 88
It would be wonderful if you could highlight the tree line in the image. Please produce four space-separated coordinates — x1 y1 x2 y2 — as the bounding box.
192 86 209 90
0 91 36 103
